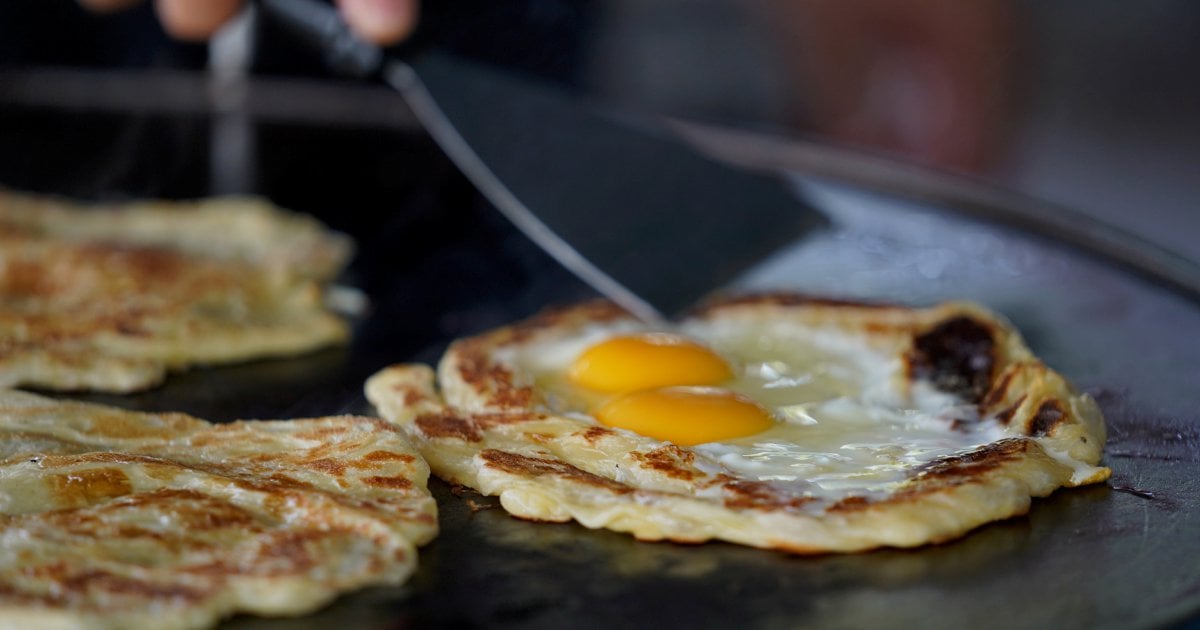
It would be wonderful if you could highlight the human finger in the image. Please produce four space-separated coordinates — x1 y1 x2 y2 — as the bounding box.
154 0 245 42
337 0 419 46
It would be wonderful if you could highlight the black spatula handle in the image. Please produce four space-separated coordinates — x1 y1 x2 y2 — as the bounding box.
256 0 383 78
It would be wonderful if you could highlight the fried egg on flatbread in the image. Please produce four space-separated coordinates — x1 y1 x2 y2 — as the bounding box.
0 188 352 392
0 390 436 629
366 295 1109 554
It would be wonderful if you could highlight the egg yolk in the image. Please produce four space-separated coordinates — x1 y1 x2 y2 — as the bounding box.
567 333 734 393
594 387 774 446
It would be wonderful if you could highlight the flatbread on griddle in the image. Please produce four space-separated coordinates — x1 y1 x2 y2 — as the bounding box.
0 188 352 392
0 389 436 629
366 295 1109 554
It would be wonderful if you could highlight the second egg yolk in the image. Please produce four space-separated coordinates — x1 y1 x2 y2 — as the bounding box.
594 387 774 446
567 333 733 393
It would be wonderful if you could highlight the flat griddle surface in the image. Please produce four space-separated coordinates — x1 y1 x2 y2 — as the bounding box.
1 97 1197 629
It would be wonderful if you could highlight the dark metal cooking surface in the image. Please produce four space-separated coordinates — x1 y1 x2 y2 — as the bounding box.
1 82 1198 629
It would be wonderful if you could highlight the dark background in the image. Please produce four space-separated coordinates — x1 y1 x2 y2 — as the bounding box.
1 0 1197 259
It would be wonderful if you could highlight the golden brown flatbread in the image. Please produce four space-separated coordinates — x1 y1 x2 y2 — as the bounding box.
366 295 1109 554
0 389 436 629
0 188 352 392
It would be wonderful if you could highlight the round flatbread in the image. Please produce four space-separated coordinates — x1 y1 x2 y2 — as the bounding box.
366 295 1109 554
0 188 352 392
0 390 436 629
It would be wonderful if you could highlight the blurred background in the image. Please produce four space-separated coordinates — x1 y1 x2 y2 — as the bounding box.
1 0 1197 259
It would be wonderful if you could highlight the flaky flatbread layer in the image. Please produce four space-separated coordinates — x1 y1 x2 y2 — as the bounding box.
366 295 1109 554
0 188 352 392
0 390 436 630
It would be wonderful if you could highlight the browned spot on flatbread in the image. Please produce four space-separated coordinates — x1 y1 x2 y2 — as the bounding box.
251 530 324 575
1029 399 1065 437
361 450 415 463
863 321 916 336
293 424 357 442
475 411 543 429
53 490 265 538
415 412 482 442
2 561 212 607
906 316 996 404
363 475 414 490
455 347 534 408
994 395 1026 425
723 480 815 511
831 496 873 512
981 368 1018 409
632 446 701 481
524 432 555 445
825 440 1031 513
261 473 315 491
580 426 615 443
86 244 189 285
81 410 198 440
306 458 347 476
48 467 133 508
346 455 414 471
479 449 633 494
916 438 1029 480
391 382 430 406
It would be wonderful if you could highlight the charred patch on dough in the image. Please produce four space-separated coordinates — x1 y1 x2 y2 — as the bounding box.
915 438 1029 481
391 382 432 407
363 475 414 490
480 449 633 494
361 450 416 464
826 495 874 512
455 346 534 409
982 369 1017 409
631 446 701 481
1029 399 1066 437
825 440 1031 512
414 412 482 442
306 458 347 477
994 395 1027 425
579 426 616 444
906 316 996 403
474 411 544 429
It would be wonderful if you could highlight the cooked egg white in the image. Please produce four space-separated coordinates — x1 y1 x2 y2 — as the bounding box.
520 322 1007 502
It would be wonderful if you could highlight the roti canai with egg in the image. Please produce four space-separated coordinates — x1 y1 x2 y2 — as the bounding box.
367 294 1109 553
0 389 436 629
0 187 352 392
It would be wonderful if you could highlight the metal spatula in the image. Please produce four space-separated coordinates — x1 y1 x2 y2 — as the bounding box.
259 0 824 322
